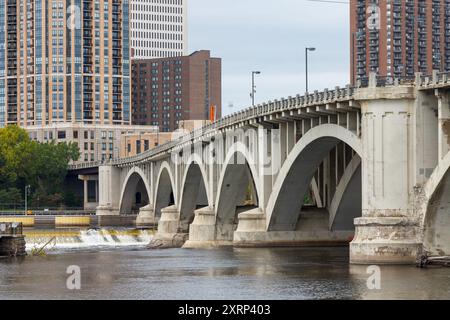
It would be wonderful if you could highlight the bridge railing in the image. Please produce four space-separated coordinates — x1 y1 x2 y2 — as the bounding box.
70 71 450 170
70 85 358 168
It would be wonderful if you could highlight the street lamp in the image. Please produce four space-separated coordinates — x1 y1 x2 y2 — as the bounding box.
305 47 316 94
24 185 31 215
250 71 261 107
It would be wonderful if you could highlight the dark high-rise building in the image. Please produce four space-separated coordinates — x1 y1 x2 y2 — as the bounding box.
350 0 450 84
132 50 221 132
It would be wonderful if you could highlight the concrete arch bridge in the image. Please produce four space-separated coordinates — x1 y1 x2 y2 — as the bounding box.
72 72 450 264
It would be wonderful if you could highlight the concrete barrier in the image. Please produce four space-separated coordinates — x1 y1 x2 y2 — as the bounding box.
55 216 90 227
0 217 35 227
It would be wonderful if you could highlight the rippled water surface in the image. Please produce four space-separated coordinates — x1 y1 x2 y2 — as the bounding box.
1 246 450 300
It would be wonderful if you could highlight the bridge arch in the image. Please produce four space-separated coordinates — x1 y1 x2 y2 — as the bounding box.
214 142 261 241
178 155 211 232
422 151 450 256
119 167 151 215
154 161 176 219
266 124 363 231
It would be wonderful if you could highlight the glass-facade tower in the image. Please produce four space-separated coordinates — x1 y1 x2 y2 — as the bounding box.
0 0 131 128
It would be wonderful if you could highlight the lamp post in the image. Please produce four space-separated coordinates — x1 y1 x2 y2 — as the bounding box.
305 47 316 94
250 71 261 106
24 185 31 215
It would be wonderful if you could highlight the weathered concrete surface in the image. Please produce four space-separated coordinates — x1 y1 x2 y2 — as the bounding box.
235 209 353 247
350 217 421 264
96 166 121 216
183 207 233 248
423 169 450 256
0 223 26 257
136 205 156 227
152 206 187 248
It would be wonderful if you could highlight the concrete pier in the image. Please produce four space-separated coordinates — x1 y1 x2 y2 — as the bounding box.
0 223 26 257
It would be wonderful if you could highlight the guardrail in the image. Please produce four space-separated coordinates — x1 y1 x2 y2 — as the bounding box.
0 210 96 216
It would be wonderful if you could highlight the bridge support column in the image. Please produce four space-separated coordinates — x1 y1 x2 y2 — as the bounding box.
183 207 219 248
96 166 120 216
233 208 267 245
150 206 187 248
351 86 421 264
136 205 155 227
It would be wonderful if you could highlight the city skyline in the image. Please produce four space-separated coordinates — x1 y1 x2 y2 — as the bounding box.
188 0 350 116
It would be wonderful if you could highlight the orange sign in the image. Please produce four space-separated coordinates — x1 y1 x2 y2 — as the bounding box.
209 105 216 122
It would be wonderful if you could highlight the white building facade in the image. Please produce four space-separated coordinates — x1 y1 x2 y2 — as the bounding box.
130 0 188 59
26 123 158 164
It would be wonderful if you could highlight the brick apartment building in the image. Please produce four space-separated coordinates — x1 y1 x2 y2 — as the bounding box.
350 0 450 84
132 50 222 132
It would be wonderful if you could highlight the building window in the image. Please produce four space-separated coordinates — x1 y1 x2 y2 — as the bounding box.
136 140 141 154
73 131 79 139
57 131 66 139
144 140 149 151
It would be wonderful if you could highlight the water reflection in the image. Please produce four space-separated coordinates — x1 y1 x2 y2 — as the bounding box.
0 247 449 300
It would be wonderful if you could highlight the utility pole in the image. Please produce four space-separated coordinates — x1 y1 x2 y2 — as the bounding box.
24 185 31 215
250 71 261 106
305 47 316 93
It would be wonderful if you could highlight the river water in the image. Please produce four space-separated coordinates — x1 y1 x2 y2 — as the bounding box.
1 237 450 300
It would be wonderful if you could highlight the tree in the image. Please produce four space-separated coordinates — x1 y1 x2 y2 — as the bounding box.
0 125 34 189
0 126 80 209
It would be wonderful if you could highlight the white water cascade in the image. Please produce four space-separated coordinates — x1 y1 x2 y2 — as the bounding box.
25 229 154 253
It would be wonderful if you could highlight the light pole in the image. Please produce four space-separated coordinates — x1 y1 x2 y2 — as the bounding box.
24 185 31 215
305 47 316 94
250 71 261 106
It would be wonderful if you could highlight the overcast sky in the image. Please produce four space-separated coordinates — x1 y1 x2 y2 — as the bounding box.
188 0 350 116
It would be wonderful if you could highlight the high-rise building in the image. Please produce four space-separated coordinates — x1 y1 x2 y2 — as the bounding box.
132 50 221 132
0 0 131 128
130 0 187 59
350 0 450 84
